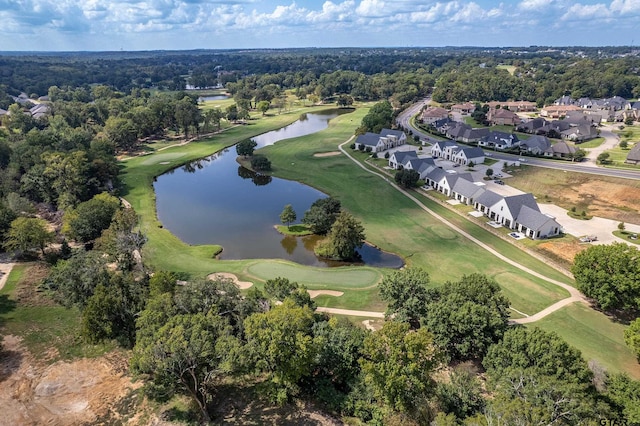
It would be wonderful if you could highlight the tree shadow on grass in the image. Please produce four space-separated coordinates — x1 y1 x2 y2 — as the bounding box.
0 294 17 319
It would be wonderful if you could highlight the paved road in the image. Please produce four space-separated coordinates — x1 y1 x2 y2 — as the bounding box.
398 99 640 181
337 138 587 324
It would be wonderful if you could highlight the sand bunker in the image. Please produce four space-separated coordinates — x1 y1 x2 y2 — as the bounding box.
313 151 341 157
159 161 171 164
307 290 344 298
207 272 254 289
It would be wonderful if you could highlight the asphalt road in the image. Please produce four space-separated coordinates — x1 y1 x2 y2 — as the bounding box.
397 98 640 181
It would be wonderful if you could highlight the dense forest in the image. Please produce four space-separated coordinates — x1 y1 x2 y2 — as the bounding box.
1 47 640 424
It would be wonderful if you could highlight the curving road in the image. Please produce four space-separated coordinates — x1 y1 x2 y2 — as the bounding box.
397 99 640 181
318 136 588 323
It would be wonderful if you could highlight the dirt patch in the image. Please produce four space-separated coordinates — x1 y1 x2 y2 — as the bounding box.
0 336 141 426
207 272 254 289
536 240 587 266
313 151 341 157
507 167 640 224
307 290 344 298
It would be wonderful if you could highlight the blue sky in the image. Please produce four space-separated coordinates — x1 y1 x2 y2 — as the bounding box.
1 0 639 51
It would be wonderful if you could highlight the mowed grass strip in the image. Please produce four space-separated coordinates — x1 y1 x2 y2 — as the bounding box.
493 271 569 316
535 302 640 379
246 260 382 289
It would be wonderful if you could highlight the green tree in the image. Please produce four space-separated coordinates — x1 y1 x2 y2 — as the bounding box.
4 217 54 257
360 321 441 413
606 373 640 424
132 312 241 423
435 367 485 419
483 326 593 384
423 274 510 361
148 271 177 298
394 169 420 188
244 299 317 402
624 318 640 361
485 168 494 178
597 151 611 164
378 267 430 329
279 204 297 229
619 221 626 231
358 100 393 134
236 138 257 157
315 210 365 261
95 208 146 271
250 155 271 171
257 100 271 116
620 140 629 149
337 94 354 108
571 243 640 312
302 197 341 235
174 96 200 138
264 276 298 301
104 116 138 151
572 147 587 162
63 192 121 243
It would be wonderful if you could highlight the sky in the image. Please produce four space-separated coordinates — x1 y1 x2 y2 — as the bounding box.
1 0 639 51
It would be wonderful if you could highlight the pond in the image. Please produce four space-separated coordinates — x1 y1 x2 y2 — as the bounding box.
154 110 404 268
198 94 229 102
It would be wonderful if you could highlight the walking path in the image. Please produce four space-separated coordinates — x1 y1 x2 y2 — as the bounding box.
331 137 587 323
0 261 16 291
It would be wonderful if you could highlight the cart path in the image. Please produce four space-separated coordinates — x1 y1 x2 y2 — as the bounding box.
0 262 16 291
336 138 587 324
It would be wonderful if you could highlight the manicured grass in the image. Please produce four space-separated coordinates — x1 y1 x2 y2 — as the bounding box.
497 65 516 75
613 230 640 244
0 264 117 361
535 303 640 379
577 137 605 149
275 224 313 236
602 142 640 169
246 261 382 289
492 271 569 316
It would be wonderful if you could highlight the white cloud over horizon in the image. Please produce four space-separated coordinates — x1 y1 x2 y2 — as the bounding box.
1 0 638 51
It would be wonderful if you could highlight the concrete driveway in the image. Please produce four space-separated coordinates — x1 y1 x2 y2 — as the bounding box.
538 203 640 245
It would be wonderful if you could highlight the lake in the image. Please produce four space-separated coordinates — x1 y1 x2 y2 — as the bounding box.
154 110 403 268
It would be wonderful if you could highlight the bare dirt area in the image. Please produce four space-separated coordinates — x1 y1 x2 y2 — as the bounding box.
208 272 254 289
0 335 141 426
535 239 587 267
313 151 341 157
507 167 640 225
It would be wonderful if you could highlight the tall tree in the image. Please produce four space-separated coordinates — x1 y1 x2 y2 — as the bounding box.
572 243 640 312
236 138 257 157
63 192 121 243
302 197 341 235
279 204 297 229
243 299 317 402
360 321 441 413
4 216 54 257
378 267 430 329
315 210 365 261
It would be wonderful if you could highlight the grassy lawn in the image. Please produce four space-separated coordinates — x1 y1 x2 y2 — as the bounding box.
613 230 640 244
577 137 605 149
275 224 313 236
496 65 516 75
601 142 640 170
614 124 640 143
0 264 118 361
535 302 640 379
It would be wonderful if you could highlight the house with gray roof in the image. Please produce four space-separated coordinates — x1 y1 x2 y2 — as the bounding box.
355 129 407 153
517 117 548 134
561 124 598 142
451 179 486 205
515 205 562 239
544 141 576 159
404 157 436 177
430 141 457 159
424 168 448 189
454 147 484 166
473 190 505 216
479 131 520 150
519 135 551 155
388 150 418 169
421 107 449 124
380 128 407 146
625 144 640 165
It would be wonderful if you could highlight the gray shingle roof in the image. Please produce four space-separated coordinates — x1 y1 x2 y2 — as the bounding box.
504 193 540 217
626 144 640 162
380 128 405 139
475 190 504 208
459 147 484 158
521 135 551 152
425 167 447 182
452 178 486 199
406 157 435 170
355 132 381 147
516 205 556 231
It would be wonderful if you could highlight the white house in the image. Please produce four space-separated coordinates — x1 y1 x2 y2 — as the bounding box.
453 147 485 166
388 150 418 169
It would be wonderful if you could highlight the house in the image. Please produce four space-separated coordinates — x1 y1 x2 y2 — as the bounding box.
355 133 386 152
29 104 50 119
540 105 582 118
625 144 640 165
520 135 551 155
516 117 548 134
479 131 520 150
430 117 456 134
515 205 562 239
424 167 448 189
544 141 576 159
404 158 436 179
0 108 7 117
561 124 598 142
380 128 407 146
453 147 485 166
445 123 489 143
451 179 486 205
421 107 450 124
474 190 505 217
487 101 537 112
355 129 407 152
564 111 603 126
451 103 476 114
554 95 575 106
430 141 458 159
428 172 473 197
487 108 520 126
388 150 418 169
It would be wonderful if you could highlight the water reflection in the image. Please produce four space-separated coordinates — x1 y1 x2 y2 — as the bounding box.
155 110 403 268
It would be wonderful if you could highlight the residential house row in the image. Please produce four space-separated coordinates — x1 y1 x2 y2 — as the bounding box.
386 150 562 240
353 128 407 152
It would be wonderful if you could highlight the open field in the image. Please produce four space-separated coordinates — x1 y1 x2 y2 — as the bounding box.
497 64 516 75
0 264 117 362
506 165 640 224
535 302 640 379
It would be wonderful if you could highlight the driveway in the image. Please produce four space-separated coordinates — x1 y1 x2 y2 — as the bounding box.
538 203 640 244
582 125 620 166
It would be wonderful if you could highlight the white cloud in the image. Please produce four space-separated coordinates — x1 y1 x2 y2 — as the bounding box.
560 3 610 20
451 2 485 23
356 0 387 17
519 0 553 10
609 0 640 13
